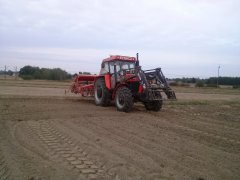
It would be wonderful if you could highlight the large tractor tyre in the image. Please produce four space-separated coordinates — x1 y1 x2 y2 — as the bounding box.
94 78 111 106
144 100 163 112
115 86 133 112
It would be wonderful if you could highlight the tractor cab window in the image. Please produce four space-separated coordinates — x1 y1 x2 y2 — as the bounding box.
122 64 128 70
109 61 120 74
100 62 110 75
103 62 109 72
109 61 135 74
129 63 135 69
121 62 135 70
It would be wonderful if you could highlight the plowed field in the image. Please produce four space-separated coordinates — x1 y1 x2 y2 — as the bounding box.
0 80 240 180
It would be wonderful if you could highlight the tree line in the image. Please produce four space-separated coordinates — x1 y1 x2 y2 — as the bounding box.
0 70 14 76
206 77 240 86
171 77 240 87
2 65 240 86
19 65 72 80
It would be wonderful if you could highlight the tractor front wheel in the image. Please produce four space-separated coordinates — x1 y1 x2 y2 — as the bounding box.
94 78 111 106
144 100 162 111
115 86 133 112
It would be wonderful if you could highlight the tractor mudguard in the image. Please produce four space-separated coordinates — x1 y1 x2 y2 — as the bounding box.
104 74 111 90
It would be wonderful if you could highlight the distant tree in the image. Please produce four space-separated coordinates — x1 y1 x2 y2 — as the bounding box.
7 70 14 76
170 77 240 87
83 72 91 75
190 78 196 83
78 72 91 75
206 77 240 86
195 80 204 87
19 66 39 79
19 65 71 80
19 66 39 75
40 68 50 79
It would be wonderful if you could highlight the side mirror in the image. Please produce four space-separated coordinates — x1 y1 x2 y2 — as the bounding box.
101 63 105 68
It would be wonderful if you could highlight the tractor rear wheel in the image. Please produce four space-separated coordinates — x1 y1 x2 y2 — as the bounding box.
115 86 133 112
144 100 162 111
94 78 111 106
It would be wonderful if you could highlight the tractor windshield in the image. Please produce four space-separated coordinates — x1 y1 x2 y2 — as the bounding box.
121 62 135 70
109 61 135 74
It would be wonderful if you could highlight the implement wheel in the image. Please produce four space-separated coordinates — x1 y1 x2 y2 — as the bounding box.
94 78 111 106
115 86 133 112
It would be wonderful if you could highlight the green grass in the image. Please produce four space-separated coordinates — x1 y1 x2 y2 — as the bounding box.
166 100 211 106
166 99 240 107
172 86 240 95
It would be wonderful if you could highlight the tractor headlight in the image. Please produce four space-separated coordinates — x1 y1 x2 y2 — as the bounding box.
160 84 165 88
143 84 146 90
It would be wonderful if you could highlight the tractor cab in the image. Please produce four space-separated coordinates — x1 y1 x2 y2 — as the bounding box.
99 55 139 89
100 55 136 76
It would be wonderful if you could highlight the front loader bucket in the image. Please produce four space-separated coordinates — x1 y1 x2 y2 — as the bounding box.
143 68 177 100
164 88 176 100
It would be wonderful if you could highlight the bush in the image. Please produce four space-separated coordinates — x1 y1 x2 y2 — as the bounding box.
180 83 190 87
20 75 34 80
206 84 218 88
195 80 204 87
169 82 178 86
169 82 190 87
233 85 240 89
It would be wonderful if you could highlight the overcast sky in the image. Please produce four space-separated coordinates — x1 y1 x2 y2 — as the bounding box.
0 0 239 78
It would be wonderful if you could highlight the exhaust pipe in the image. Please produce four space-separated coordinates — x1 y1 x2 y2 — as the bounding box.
136 53 139 67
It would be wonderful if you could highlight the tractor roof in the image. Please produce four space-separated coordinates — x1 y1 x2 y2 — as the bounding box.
103 55 136 63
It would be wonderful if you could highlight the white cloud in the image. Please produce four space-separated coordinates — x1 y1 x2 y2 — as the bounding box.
0 47 239 77
0 0 239 77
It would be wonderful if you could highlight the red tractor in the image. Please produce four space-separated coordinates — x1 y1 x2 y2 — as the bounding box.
71 54 176 112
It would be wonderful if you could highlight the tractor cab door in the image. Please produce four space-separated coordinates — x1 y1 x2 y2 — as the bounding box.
109 61 121 89
99 62 110 75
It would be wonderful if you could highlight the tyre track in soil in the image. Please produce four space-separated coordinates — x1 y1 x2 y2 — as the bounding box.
59 114 239 179
0 149 10 180
58 118 207 179
8 108 240 144
95 110 240 149
15 121 51 162
55 119 153 180
24 120 110 180
0 110 49 116
55 119 155 179
1 120 40 180
189 114 240 131
15 121 87 180
146 111 240 147
72 118 235 178
137 105 240 145
158 110 240 142
78 112 240 157
10 122 55 180
167 108 240 130
108 114 240 175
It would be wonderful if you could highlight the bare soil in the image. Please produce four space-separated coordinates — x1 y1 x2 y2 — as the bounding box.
0 80 240 180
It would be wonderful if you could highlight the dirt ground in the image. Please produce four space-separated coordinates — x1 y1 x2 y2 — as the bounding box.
0 80 240 180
